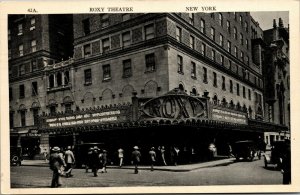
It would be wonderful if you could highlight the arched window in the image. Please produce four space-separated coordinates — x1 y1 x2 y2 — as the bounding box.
179 84 184 92
229 100 234 108
191 88 197 96
57 72 62 86
221 98 227 106
64 71 70 85
236 102 241 110
213 95 218 105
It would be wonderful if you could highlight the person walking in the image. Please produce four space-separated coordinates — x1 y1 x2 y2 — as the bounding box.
49 146 66 188
118 148 124 167
159 146 167 166
131 146 141 174
64 146 75 178
149 147 156 171
173 146 180 166
85 147 93 173
100 150 108 173
90 146 100 177
281 140 291 184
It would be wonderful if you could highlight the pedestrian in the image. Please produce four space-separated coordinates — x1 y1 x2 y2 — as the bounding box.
118 148 124 167
43 149 48 163
227 143 234 158
131 146 141 174
90 146 100 177
49 146 66 188
160 146 167 166
257 136 267 160
64 146 75 178
149 147 156 171
281 140 291 184
173 146 180 166
100 150 108 173
85 147 93 173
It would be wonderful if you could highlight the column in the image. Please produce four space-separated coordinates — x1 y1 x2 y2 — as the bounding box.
62 71 65 86
53 74 57 87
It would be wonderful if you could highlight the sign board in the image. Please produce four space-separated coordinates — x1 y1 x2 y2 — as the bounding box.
212 108 248 125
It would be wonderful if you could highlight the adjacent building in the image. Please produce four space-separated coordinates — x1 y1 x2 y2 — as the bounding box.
8 13 289 162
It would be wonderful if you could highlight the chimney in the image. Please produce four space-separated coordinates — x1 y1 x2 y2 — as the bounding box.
279 18 283 28
273 19 277 28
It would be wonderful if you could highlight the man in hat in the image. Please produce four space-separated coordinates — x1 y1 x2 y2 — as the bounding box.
64 146 75 178
100 149 108 173
118 148 124 168
131 146 141 174
149 147 156 171
49 146 66 188
85 147 93 173
91 146 100 177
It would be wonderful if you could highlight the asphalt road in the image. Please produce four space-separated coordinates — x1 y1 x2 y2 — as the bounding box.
10 158 282 188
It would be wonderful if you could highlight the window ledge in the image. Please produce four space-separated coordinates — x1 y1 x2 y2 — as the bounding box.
145 70 156 74
178 71 184 75
84 82 92 86
102 78 111 82
191 76 197 80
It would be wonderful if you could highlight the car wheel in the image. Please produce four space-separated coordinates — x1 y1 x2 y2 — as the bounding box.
12 155 19 164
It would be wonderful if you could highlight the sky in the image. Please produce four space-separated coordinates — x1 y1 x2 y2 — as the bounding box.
250 12 289 30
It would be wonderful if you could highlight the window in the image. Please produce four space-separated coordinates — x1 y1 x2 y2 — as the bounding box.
189 13 194 25
122 14 130 21
31 40 37 52
248 89 251 100
219 34 224 46
243 86 246 98
32 81 38 96
102 38 110 53
57 72 62 86
222 76 226 90
220 55 224 65
201 43 206 56
30 18 36 31
246 39 249 49
229 60 232 70
211 50 216 61
230 80 233 93
203 67 208 83
176 27 182 42
122 31 131 47
227 41 231 53
218 13 223 26
234 46 238 57
234 12 237 20
49 75 54 88
200 19 205 34
245 22 248 32
103 65 111 80
241 51 244 61
84 44 91 56
84 69 92 84
240 33 243 45
31 60 37 72
239 15 243 26
82 18 90 35
19 84 25 98
246 56 249 65
210 27 215 40
213 72 217 87
18 24 23 35
190 35 195 49
177 55 183 73
8 29 11 41
226 20 231 33
123 59 132 77
236 83 240 96
19 44 24 56
19 64 25 76
101 14 109 28
145 24 154 40
145 53 155 72
20 111 26 127
33 108 39 126
234 27 237 39
64 71 70 85
65 104 72 113
191 61 196 78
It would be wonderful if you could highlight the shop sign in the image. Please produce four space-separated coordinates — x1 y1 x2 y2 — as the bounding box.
44 110 124 127
27 129 41 137
140 94 207 120
212 108 247 125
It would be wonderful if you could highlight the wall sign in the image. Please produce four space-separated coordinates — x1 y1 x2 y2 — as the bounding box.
212 108 247 125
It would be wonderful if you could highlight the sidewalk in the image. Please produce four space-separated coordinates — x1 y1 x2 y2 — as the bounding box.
20 157 236 172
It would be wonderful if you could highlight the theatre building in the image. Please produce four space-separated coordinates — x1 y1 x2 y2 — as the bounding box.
9 13 289 161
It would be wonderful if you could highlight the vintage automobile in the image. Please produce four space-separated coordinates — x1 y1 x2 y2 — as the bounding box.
10 146 23 166
232 140 258 161
73 142 105 168
264 140 289 169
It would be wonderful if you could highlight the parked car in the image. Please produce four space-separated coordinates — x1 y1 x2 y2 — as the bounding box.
73 142 105 168
264 140 289 169
232 140 258 161
10 146 23 166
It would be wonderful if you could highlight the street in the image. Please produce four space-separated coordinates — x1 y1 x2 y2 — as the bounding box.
10 158 283 188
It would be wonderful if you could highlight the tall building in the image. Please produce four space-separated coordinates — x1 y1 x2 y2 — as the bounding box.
8 13 289 161
263 18 290 144
8 14 73 158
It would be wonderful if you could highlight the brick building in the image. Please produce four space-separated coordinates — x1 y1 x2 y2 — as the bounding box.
8 13 289 162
